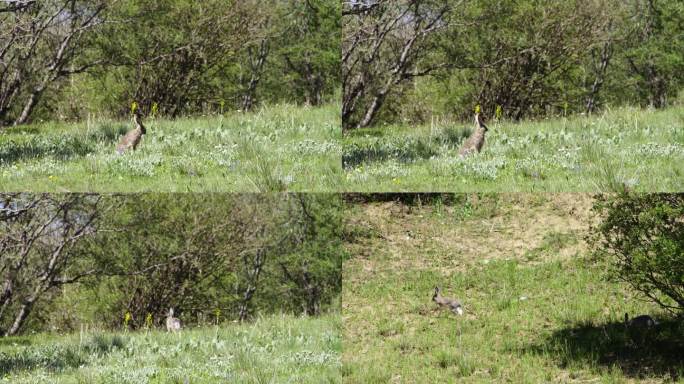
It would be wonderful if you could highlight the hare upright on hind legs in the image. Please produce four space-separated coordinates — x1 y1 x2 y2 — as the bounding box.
458 112 489 157
166 308 182 332
116 109 147 154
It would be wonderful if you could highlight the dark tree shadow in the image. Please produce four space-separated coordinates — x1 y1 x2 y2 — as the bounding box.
343 193 468 206
342 126 471 168
521 317 684 380
0 122 127 165
0 337 32 347
0 333 125 376
0 346 86 375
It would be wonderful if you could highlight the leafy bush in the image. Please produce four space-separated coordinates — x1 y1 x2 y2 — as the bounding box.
591 193 684 313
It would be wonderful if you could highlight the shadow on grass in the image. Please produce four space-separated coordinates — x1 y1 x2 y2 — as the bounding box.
522 317 684 380
342 126 470 168
0 346 86 375
0 123 126 165
0 337 32 347
0 334 126 376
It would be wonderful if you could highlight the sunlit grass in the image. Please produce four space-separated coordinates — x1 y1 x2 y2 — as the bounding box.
0 103 341 192
0 314 340 384
343 105 684 192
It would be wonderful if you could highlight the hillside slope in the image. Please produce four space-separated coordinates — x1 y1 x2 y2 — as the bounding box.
343 194 683 383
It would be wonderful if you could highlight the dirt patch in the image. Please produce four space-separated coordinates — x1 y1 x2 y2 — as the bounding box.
346 194 596 275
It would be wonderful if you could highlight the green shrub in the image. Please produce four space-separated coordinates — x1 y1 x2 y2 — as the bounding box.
591 193 684 313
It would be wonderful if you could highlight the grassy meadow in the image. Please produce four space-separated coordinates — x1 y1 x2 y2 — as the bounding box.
342 194 684 383
0 314 340 384
0 104 340 192
343 106 684 192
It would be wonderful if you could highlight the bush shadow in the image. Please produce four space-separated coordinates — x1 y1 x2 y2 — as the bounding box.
0 123 127 165
521 317 684 380
0 337 32 347
0 346 86 375
0 334 125 376
342 126 471 169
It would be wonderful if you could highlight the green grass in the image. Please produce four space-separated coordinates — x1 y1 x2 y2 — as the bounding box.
0 314 340 384
0 103 341 192
343 106 684 192
343 194 684 383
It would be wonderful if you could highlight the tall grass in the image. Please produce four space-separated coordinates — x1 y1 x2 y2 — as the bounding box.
0 104 341 192
0 314 340 384
343 105 684 192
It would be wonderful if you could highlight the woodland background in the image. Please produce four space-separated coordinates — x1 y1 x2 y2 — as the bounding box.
342 0 684 129
0 0 340 126
0 193 344 336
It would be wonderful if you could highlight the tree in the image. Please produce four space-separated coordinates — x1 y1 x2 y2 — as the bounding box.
1 193 344 334
447 0 616 119
276 194 344 316
0 0 109 126
342 0 452 130
88 194 244 328
621 0 684 108
592 193 684 314
79 194 344 328
92 0 254 117
341 0 683 127
0 193 104 336
276 0 341 107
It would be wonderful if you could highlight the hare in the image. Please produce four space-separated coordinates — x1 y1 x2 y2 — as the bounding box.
433 287 463 315
458 112 489 157
116 109 146 154
166 308 182 332
624 312 657 345
624 313 657 329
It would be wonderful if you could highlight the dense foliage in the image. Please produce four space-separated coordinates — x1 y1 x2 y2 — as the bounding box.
592 193 684 314
0 0 340 126
343 0 684 129
0 193 345 335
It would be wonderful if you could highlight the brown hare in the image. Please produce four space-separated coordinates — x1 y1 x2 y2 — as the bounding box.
624 313 657 329
116 109 146 154
624 312 657 344
166 308 182 332
458 112 489 157
433 287 463 315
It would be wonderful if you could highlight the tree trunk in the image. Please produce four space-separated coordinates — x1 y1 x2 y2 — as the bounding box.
358 91 386 128
241 39 269 112
237 248 265 321
585 39 613 114
303 270 320 316
238 285 255 321
14 90 40 125
5 299 34 336
0 279 13 319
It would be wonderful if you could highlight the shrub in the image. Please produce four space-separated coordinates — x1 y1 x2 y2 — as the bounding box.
591 193 684 313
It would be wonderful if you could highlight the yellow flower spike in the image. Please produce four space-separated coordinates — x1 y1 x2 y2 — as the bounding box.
124 311 132 329
130 101 138 114
475 105 481 114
